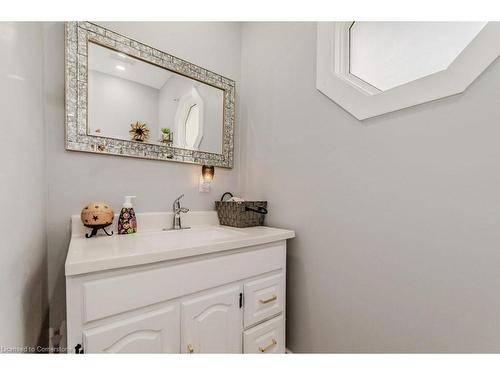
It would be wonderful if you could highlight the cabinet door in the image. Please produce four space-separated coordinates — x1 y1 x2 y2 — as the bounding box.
181 284 242 353
83 303 180 353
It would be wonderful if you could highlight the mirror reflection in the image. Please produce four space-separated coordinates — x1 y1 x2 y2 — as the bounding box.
88 41 224 154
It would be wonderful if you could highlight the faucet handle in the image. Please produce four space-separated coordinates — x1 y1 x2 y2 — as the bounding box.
173 194 185 210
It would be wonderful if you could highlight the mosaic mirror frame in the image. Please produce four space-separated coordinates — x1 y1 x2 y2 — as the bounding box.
65 22 235 168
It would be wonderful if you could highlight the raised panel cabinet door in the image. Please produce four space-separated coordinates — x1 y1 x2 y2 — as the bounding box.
83 303 180 353
181 284 242 353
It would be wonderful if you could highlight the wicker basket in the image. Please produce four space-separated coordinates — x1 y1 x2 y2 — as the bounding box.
215 192 268 228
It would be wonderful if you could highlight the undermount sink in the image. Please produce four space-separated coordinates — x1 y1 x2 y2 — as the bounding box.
161 225 246 242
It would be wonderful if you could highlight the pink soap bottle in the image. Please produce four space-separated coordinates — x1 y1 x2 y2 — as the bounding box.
118 196 137 234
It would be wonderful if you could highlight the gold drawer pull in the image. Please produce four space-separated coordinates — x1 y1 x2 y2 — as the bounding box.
259 339 277 353
187 344 194 353
259 294 277 304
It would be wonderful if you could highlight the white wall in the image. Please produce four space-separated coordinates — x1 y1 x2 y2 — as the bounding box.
240 22 500 352
0 22 47 348
89 70 160 140
43 22 242 331
158 75 185 136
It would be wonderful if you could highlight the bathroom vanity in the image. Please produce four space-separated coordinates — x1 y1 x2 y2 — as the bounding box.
63 22 294 353
65 212 294 354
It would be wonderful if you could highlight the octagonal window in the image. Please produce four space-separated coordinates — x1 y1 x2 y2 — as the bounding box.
348 22 487 91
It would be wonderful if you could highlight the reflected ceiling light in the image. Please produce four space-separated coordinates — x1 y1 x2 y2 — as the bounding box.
115 65 125 71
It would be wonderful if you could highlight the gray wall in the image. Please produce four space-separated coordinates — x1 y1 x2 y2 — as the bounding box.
0 22 47 348
240 22 500 352
89 70 160 140
43 22 242 329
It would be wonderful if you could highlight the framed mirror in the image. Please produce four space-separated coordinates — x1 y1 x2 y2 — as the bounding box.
65 22 235 167
317 22 500 120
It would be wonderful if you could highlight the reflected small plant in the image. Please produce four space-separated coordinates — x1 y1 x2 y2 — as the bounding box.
161 127 172 143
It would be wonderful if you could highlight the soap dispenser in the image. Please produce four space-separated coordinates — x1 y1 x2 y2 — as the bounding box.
118 196 137 234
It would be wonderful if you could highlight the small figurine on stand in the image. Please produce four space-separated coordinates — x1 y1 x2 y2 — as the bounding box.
81 202 114 238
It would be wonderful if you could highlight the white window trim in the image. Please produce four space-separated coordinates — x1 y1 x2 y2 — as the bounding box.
317 21 500 120
333 22 382 96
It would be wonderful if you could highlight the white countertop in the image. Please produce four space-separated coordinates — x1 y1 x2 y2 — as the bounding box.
65 212 294 276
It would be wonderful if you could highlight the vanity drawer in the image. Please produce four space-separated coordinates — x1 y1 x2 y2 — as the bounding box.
244 273 284 327
243 314 284 354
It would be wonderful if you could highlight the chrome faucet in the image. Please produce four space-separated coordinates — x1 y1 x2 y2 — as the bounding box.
172 194 190 230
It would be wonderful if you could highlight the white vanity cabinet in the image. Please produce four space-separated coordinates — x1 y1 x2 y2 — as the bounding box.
65 218 294 354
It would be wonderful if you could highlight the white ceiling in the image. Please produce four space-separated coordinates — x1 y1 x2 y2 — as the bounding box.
88 41 172 90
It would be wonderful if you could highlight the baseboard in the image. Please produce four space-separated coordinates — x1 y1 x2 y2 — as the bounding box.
48 320 66 353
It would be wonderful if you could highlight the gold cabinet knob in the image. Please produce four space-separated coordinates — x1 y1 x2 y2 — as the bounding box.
187 343 194 353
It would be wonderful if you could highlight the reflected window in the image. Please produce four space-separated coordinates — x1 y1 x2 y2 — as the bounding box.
174 87 204 150
184 104 200 148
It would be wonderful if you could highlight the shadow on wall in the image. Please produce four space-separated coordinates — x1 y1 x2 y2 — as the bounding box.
22 245 49 351
284 236 314 351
